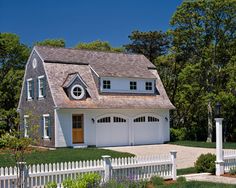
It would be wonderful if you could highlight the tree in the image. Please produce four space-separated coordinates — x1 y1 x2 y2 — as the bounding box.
35 39 65 47
0 33 30 133
163 0 236 141
124 30 169 62
76 40 124 52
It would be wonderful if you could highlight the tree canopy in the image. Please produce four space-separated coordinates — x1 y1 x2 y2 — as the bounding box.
35 39 65 47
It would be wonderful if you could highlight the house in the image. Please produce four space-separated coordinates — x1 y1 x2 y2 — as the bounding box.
17 46 175 148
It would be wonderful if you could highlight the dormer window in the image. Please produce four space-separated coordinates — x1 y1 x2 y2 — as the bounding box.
103 80 111 89
71 85 85 100
130 81 137 90
145 82 152 90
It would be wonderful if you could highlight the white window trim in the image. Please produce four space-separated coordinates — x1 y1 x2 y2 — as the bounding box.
23 115 29 137
43 114 50 139
71 84 85 100
27 78 33 100
38 75 45 99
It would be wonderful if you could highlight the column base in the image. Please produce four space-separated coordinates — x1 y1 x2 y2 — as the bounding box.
215 161 224 176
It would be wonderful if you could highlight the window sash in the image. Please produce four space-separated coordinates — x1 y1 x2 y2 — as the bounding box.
38 77 45 97
130 81 137 90
145 82 152 90
24 116 29 137
103 80 111 89
43 115 50 138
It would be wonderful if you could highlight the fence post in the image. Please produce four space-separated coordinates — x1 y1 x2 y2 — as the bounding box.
102 155 111 182
17 162 28 188
170 151 177 180
215 118 224 176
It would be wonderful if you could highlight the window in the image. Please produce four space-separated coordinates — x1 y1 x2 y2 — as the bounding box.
27 78 33 100
97 117 111 123
23 115 29 137
71 85 85 100
43 114 50 139
148 116 159 122
114 117 126 123
103 80 111 89
134 116 145 122
38 76 45 98
130 81 137 90
73 115 83 128
145 82 153 90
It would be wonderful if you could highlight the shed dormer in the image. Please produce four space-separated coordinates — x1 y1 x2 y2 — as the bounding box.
62 73 89 100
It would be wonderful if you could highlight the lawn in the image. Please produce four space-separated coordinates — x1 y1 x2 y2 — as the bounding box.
169 140 236 149
0 148 134 167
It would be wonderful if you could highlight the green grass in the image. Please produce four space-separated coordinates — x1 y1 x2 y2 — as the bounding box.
0 148 134 167
159 181 235 188
169 140 236 149
177 167 197 175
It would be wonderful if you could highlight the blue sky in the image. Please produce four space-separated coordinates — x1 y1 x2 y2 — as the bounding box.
0 0 182 48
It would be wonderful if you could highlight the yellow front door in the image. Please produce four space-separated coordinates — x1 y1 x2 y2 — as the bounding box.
72 114 84 144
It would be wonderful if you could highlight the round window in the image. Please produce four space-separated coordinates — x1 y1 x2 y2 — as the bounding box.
71 85 85 100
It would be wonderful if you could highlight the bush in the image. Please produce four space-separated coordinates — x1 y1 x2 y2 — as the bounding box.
170 128 187 141
229 167 236 175
102 179 147 188
176 176 186 183
150 176 164 186
62 173 101 188
194 153 216 174
45 182 57 188
0 133 15 148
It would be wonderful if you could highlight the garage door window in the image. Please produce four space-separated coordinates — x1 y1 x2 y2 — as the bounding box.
134 116 145 122
148 116 159 122
97 117 111 123
114 117 126 123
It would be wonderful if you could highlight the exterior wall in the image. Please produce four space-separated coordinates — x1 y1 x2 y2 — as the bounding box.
100 77 155 94
18 51 56 147
55 108 170 147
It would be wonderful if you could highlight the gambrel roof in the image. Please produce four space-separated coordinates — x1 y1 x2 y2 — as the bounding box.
34 46 175 109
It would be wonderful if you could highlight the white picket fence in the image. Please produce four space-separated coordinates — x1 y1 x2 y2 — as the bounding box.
223 150 236 172
0 151 177 188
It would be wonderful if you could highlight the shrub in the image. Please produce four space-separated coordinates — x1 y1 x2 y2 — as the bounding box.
0 133 15 148
194 153 216 174
45 182 57 188
170 128 187 141
176 176 186 183
150 176 164 186
102 179 147 188
62 173 101 188
229 167 236 175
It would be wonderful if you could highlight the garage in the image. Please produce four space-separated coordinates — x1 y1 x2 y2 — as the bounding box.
95 115 129 147
132 115 162 145
95 114 162 147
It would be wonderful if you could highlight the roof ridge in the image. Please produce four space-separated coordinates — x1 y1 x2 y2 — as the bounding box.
35 45 144 56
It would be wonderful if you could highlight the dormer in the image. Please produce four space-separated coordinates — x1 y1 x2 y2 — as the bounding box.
62 73 89 100
99 77 156 94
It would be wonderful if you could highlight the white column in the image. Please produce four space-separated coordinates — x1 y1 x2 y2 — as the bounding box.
102 155 111 182
215 118 224 176
170 151 177 180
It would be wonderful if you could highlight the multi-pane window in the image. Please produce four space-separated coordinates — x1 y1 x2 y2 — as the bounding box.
113 117 126 123
73 115 83 128
130 81 137 90
145 82 153 90
103 80 111 89
38 76 45 98
148 116 159 122
97 117 111 123
24 115 29 137
27 79 33 100
134 116 145 122
43 114 50 138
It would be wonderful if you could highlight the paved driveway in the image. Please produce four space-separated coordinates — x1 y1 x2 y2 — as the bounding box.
104 144 216 169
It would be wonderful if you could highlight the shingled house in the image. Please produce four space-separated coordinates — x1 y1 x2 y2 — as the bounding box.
17 46 175 148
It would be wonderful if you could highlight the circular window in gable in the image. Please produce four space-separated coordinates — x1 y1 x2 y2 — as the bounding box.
71 85 85 100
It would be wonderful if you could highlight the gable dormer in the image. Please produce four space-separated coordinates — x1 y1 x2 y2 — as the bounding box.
63 73 89 100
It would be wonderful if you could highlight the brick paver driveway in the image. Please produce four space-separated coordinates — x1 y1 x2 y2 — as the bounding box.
104 144 216 169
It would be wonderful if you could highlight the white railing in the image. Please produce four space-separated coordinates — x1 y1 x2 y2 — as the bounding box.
223 150 236 172
0 151 177 188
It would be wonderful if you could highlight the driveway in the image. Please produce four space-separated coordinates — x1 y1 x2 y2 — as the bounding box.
104 144 216 169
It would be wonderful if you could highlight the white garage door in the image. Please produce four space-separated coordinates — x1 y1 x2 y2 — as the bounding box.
133 115 161 145
96 116 129 147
